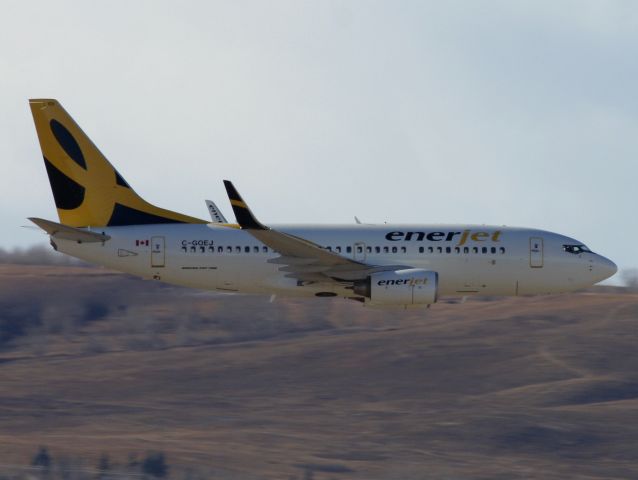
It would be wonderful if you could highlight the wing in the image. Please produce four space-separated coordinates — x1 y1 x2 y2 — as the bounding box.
223 181 405 283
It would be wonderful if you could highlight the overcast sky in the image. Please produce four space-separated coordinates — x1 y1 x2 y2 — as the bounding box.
0 1 635 278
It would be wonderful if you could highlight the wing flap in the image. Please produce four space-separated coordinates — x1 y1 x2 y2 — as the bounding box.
278 264 331 273
267 256 317 266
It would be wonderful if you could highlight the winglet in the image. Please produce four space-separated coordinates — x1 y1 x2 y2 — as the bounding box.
223 181 268 230
205 200 228 223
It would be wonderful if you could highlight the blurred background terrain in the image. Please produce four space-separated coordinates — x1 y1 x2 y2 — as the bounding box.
0 247 637 479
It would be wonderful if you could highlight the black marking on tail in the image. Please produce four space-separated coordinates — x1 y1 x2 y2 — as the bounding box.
108 203 185 226
49 120 86 169
43 156 85 209
223 180 267 230
114 170 130 188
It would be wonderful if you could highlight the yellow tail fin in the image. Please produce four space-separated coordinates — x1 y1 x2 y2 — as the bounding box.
29 99 206 227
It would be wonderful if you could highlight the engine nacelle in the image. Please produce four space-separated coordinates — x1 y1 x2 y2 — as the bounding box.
353 269 438 306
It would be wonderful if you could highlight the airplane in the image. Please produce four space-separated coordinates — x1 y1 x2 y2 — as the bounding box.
27 99 617 307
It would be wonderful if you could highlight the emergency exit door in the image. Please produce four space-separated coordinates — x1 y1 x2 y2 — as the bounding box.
530 237 543 268
151 236 165 267
353 242 367 262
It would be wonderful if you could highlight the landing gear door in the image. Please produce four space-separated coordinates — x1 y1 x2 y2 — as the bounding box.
530 237 543 268
151 236 165 268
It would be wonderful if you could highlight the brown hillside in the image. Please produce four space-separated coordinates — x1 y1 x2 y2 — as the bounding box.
0 265 636 479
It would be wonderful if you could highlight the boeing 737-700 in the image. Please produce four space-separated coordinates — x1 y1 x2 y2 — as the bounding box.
27 99 617 307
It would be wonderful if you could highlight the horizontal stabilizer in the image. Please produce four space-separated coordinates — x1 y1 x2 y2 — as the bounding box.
28 217 111 243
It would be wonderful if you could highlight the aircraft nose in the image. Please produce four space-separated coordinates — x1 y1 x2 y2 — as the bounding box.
595 255 617 282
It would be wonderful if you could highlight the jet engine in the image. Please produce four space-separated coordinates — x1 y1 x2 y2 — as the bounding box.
353 268 438 305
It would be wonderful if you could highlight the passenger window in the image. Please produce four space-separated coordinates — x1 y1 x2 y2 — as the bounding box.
244 246 250 253
253 246 259 253
392 246 397 253
491 247 496 254
419 246 424 253
235 246 241 253
500 247 505 254
326 246 332 252
482 247 487 254
366 246 372 253
455 247 460 254
218 246 223 253
463 247 469 254
347 246 352 253
472 247 478 254
356 246 362 254
436 247 442 253
383 246 389 253
336 246 342 253
262 246 268 253
226 246 232 253
428 247 434 253
446 247 451 254
375 246 381 253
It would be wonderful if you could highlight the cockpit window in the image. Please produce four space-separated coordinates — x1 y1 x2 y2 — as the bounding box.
563 244 592 254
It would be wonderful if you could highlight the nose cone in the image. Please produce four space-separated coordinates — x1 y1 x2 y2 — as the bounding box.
595 255 618 283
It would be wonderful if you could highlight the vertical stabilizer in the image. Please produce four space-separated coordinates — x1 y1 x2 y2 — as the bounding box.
29 99 206 227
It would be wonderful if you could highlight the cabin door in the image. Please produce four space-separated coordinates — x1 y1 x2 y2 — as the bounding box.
529 237 543 268
151 236 166 268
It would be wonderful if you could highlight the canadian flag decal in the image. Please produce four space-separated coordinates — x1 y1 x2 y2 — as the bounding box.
135 239 149 246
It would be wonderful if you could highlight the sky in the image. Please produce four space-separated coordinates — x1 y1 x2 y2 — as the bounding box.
0 1 636 279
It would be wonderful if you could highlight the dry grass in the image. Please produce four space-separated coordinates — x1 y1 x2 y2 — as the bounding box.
0 265 636 479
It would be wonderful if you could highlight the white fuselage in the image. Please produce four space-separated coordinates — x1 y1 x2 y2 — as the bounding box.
51 223 617 302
